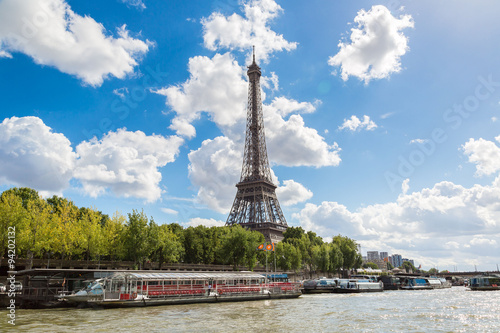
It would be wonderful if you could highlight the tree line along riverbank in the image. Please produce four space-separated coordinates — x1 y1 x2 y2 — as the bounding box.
1 187 363 276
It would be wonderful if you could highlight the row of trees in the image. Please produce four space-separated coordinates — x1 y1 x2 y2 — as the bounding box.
0 188 362 275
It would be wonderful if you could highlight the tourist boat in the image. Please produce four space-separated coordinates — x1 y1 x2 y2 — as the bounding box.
400 277 433 290
333 278 384 293
426 277 444 289
426 277 452 289
59 271 301 308
468 275 500 291
301 278 338 294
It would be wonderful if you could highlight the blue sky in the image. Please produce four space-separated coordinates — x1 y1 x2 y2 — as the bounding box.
1 0 500 272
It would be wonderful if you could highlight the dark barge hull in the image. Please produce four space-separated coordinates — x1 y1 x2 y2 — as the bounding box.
469 286 500 291
333 288 383 293
90 292 302 308
301 288 335 294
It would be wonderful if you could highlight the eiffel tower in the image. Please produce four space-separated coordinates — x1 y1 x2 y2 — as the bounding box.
226 48 288 243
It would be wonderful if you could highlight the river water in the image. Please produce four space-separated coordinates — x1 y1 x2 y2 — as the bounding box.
2 287 499 332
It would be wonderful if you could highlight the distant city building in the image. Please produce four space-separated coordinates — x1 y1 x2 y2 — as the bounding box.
367 251 379 262
392 254 403 268
365 251 416 270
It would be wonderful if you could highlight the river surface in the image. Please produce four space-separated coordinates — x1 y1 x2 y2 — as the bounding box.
2 287 499 332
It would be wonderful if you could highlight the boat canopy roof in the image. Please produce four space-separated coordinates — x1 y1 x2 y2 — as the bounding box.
107 272 266 281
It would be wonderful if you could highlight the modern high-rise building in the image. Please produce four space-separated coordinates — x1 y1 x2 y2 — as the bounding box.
367 251 379 262
391 254 403 268
379 252 388 260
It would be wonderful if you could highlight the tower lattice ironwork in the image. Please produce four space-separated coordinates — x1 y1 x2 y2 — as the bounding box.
226 48 288 243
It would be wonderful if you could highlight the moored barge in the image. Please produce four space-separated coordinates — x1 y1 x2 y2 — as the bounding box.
60 271 301 307
301 277 383 294
468 275 500 291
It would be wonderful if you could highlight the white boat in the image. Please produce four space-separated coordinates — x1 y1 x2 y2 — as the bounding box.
333 278 384 293
426 277 443 289
60 271 301 308
400 277 433 290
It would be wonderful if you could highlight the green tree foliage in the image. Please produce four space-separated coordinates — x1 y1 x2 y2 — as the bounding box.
0 191 27 256
102 212 126 261
276 241 302 272
363 262 379 269
283 226 305 242
217 225 264 270
78 207 105 261
183 226 205 264
401 261 417 273
18 196 53 268
332 235 362 275
123 209 149 266
147 220 183 267
3 187 39 209
329 242 344 273
49 197 80 261
312 243 330 273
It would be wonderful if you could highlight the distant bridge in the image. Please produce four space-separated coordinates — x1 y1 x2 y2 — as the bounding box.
436 271 500 277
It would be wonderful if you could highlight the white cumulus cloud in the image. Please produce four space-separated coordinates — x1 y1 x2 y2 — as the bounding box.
338 115 378 132
185 217 226 228
328 5 414 83
202 0 297 62
265 110 341 167
161 208 178 215
154 53 248 139
462 136 500 177
188 136 242 213
0 0 150 86
276 180 313 206
268 96 318 117
401 178 410 195
293 175 500 270
75 129 183 202
0 116 76 194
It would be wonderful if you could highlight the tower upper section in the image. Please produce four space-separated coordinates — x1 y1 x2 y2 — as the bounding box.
239 48 273 185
